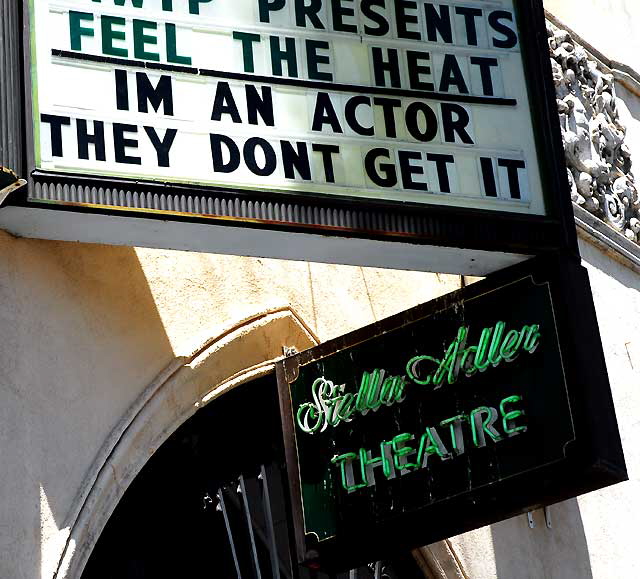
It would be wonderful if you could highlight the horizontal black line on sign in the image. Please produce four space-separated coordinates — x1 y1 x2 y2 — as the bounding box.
51 49 518 107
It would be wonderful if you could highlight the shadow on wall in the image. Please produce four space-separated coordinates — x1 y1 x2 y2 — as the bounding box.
491 499 592 579
0 231 175 578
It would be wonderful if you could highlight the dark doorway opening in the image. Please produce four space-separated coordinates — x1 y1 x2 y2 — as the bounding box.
81 374 424 579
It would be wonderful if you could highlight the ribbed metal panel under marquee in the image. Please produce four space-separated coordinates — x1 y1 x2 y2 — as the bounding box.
31 179 430 236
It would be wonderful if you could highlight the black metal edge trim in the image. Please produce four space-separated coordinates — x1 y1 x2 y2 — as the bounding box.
517 0 580 257
21 0 35 179
275 360 309 567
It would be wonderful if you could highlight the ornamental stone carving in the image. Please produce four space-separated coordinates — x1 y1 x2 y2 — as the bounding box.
548 22 640 242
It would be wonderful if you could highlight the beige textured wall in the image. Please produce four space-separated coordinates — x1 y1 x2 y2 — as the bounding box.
0 229 460 579
4 224 639 579
2 232 639 579
544 0 640 72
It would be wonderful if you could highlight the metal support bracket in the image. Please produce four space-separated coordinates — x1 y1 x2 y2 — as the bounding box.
527 508 552 530
526 511 535 529
544 506 552 529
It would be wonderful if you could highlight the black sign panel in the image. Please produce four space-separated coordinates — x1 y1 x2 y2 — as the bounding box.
276 255 626 571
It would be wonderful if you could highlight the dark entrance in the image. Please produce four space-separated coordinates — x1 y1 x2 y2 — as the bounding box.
81 374 425 578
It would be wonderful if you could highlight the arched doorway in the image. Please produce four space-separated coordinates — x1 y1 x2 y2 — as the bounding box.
80 374 425 578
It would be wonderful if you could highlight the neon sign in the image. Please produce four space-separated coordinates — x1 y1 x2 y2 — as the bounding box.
332 394 526 493
407 321 540 387
277 257 626 572
295 321 540 434
296 372 407 434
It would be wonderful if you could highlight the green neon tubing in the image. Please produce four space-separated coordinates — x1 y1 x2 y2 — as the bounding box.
379 376 395 405
416 428 442 466
473 326 494 372
440 415 466 453
355 371 372 412
460 345 478 377
393 376 407 403
523 324 542 353
381 441 393 478
406 355 439 385
296 402 322 434
392 433 417 470
296 321 543 436
426 427 451 458
359 446 380 484
359 442 394 480
336 392 356 422
432 326 467 387
366 369 384 411
332 453 365 492
499 329 521 362
500 395 527 435
326 394 342 428
487 321 506 366
470 406 501 447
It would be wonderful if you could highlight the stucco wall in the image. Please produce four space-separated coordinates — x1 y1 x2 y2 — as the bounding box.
616 83 640 179
0 229 460 579
544 0 640 72
4 226 639 579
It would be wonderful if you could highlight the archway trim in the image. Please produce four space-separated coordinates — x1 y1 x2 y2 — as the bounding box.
53 306 318 578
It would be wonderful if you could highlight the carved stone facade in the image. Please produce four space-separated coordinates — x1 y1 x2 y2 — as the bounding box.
548 22 640 242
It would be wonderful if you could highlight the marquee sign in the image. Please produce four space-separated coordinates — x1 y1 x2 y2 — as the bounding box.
0 0 575 273
276 255 626 571
33 0 543 210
